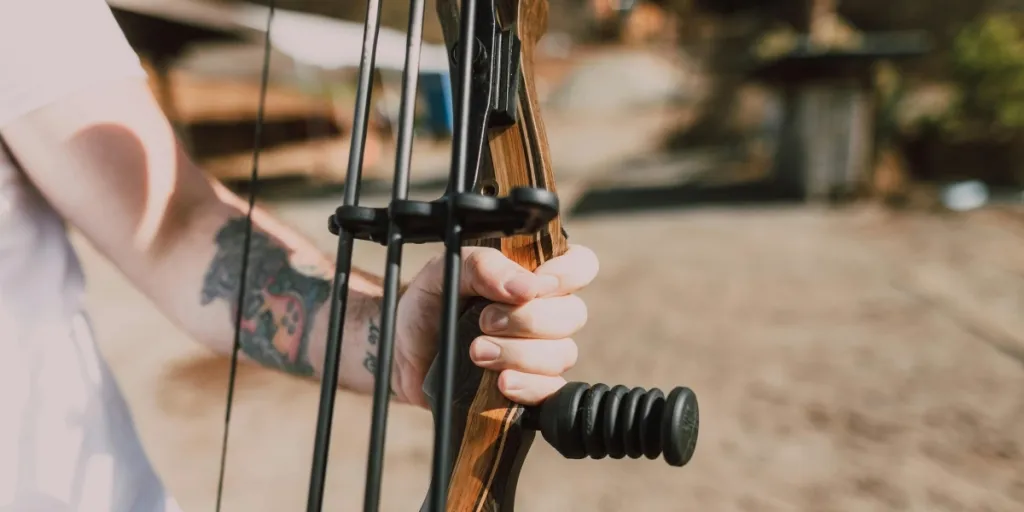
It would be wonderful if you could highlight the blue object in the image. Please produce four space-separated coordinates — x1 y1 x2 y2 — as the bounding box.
420 71 453 136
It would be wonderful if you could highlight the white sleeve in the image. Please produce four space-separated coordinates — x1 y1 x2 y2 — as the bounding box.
0 0 147 128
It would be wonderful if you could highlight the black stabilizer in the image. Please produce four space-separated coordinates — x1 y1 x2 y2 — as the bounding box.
328 187 559 244
523 382 699 467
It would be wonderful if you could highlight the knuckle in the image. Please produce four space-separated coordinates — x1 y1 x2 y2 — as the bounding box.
463 249 487 276
559 339 579 372
464 249 505 290
554 295 587 332
521 339 576 375
569 295 588 323
410 255 447 295
538 375 567 398
469 247 503 268
508 297 584 337
498 370 524 392
420 255 445 279
578 245 599 267
513 308 541 333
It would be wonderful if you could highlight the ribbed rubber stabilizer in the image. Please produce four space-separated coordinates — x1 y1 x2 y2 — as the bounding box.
527 382 699 467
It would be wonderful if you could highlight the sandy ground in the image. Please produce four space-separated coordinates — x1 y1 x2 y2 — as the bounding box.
74 110 1024 511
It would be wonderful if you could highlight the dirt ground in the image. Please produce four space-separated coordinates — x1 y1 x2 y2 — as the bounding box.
73 108 1024 511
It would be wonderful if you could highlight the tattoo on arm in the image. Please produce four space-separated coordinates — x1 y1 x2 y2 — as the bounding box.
363 319 397 396
201 217 330 377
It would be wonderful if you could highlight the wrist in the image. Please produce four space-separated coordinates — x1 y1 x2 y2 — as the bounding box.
308 284 385 394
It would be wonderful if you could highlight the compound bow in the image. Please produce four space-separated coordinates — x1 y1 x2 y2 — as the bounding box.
216 0 699 510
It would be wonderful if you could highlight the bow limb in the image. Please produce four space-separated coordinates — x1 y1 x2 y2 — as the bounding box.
429 0 564 510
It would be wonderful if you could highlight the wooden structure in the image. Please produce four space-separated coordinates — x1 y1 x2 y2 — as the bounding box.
110 0 243 154
108 0 386 183
750 0 929 201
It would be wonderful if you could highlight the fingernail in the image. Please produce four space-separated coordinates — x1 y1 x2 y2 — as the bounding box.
473 338 501 362
483 308 509 332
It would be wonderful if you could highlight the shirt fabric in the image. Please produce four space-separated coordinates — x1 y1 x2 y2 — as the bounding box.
0 0 182 510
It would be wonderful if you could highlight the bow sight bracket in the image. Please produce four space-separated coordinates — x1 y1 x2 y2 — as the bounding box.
329 188 557 245
328 3 545 247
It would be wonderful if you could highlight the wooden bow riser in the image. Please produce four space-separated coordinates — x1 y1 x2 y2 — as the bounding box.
430 0 565 510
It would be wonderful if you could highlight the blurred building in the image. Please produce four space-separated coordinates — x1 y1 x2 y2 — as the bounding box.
108 0 455 184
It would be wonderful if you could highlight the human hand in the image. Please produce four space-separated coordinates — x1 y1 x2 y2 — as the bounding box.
392 245 599 408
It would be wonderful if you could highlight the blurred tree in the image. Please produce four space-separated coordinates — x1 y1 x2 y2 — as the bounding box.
659 1 771 148
661 1 1021 157
897 12 1024 188
840 0 997 77
945 13 1024 135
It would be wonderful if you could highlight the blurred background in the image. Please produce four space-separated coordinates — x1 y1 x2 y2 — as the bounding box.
80 0 1024 510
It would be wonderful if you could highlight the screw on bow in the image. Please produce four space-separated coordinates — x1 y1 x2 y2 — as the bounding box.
220 0 699 510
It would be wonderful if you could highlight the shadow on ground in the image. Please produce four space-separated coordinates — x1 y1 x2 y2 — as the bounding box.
567 148 809 217
570 179 801 217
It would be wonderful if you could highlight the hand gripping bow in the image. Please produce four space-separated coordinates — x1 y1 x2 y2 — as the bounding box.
216 0 699 510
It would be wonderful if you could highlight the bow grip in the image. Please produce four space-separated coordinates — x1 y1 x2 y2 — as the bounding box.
421 296 533 511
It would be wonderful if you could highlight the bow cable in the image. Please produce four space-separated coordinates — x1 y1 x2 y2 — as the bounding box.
214 1 276 510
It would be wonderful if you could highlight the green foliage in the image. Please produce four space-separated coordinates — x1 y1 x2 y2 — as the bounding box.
946 14 1024 135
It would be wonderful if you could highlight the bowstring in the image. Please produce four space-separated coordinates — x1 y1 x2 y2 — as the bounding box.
214 0 276 510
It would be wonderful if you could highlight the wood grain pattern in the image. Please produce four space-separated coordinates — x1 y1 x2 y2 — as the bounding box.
431 0 568 509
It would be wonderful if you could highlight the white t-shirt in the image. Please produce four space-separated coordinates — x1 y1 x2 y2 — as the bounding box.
0 1 182 510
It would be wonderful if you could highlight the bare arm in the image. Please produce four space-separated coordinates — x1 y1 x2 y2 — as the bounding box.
0 77 382 390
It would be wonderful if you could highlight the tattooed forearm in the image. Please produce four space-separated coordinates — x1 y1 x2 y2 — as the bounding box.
362 319 397 396
201 217 331 377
